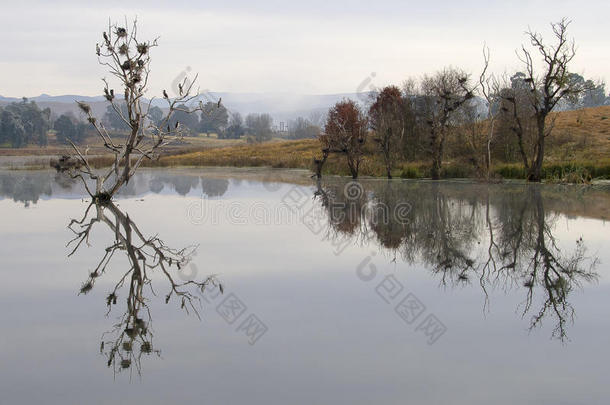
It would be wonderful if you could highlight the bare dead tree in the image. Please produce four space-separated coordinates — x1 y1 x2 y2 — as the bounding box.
68 202 220 374
498 75 535 172
477 45 502 180
64 19 210 201
369 86 406 179
515 18 585 182
420 67 475 180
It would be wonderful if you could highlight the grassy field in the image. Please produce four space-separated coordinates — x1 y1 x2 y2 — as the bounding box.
3 106 610 179
152 106 610 180
0 132 245 156
544 105 610 161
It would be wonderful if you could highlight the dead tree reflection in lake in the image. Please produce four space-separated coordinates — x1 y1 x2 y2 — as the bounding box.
67 202 220 374
491 187 599 340
314 180 599 341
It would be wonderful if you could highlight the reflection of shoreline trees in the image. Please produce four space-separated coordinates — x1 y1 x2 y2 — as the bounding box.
315 180 599 341
0 172 230 205
0 171 54 206
67 202 219 375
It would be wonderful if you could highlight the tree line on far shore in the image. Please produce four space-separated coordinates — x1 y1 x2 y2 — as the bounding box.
0 98 325 148
317 19 608 182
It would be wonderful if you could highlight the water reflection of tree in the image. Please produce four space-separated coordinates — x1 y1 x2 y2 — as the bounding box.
0 172 231 205
315 180 599 341
314 179 371 247
147 175 229 197
0 171 55 206
404 183 479 282
68 202 219 375
491 187 599 340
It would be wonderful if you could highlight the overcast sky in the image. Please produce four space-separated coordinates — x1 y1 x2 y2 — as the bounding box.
1 0 608 98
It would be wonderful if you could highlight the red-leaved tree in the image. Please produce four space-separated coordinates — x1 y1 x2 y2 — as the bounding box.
323 99 368 179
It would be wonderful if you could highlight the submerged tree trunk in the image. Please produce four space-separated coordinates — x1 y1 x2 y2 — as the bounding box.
347 152 360 179
431 156 442 180
349 166 359 180
313 149 329 179
386 164 392 179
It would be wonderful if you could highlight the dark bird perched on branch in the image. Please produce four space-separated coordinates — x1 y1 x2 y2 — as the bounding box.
217 97 222 108
163 90 168 99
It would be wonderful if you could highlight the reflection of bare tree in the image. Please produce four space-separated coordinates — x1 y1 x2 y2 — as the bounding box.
67 202 219 374
0 172 234 204
408 184 479 284
496 187 598 340
314 180 599 341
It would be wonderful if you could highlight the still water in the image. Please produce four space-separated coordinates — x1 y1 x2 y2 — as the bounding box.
0 168 609 404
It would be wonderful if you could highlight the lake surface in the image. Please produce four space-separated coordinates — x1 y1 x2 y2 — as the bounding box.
1 168 609 404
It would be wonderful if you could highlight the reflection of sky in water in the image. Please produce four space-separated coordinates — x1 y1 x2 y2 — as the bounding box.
0 169 609 404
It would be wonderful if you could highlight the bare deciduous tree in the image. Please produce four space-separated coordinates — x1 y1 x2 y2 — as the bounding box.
513 18 585 182
64 20 209 201
420 67 475 180
477 45 502 180
369 86 406 179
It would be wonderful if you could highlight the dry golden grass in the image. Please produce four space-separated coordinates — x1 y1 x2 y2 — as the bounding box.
158 106 610 177
4 106 609 177
0 132 245 156
158 139 319 169
154 138 405 177
547 105 610 161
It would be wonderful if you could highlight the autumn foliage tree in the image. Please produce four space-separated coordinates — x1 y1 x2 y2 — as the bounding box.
324 100 368 179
